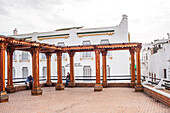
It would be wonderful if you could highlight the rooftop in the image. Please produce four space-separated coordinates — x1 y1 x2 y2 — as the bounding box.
0 87 169 113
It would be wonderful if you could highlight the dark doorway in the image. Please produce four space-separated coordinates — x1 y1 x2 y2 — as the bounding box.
164 69 167 78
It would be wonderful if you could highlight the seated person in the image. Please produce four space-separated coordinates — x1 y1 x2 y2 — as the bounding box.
65 72 70 87
25 75 34 89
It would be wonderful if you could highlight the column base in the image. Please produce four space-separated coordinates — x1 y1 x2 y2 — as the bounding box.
94 83 103 92
68 81 75 87
102 81 108 88
135 84 143 92
6 85 16 93
0 91 9 103
31 86 43 96
46 81 52 87
130 81 136 88
55 83 64 90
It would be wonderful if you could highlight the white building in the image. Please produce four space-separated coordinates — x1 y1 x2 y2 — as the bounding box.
9 15 130 81
142 34 170 80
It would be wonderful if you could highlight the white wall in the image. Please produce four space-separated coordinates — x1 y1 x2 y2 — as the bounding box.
8 15 130 79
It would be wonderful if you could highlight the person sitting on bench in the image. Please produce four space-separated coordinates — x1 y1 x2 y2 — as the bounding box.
65 72 70 87
25 75 34 89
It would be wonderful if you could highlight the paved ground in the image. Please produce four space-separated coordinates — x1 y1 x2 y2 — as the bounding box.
0 87 169 113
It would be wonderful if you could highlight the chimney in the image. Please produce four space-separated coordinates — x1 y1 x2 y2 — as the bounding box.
122 14 128 19
13 28 18 35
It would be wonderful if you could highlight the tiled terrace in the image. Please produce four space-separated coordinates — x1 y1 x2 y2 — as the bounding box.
0 87 169 113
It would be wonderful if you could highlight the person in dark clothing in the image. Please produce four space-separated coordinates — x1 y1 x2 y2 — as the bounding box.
25 75 34 89
65 72 70 87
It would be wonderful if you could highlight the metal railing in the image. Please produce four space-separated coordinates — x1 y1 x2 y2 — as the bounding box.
142 75 170 89
5 75 132 84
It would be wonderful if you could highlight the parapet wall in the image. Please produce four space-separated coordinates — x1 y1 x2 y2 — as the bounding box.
143 85 170 106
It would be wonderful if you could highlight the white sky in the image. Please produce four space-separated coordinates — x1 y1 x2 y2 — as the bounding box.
0 0 170 43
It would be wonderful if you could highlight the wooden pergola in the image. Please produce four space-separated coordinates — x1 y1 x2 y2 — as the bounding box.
0 35 142 103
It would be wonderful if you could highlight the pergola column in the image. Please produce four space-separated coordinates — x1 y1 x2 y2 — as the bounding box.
135 48 143 92
129 49 136 87
101 50 108 88
45 53 52 86
6 48 15 93
94 49 103 91
68 51 75 87
0 42 9 103
31 47 42 95
55 51 64 90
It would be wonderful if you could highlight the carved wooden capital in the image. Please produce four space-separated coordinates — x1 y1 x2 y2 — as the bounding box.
135 47 141 53
56 51 62 56
68 51 75 57
45 52 52 58
101 50 107 56
6 48 14 55
129 48 135 55
95 49 101 54
0 42 7 50
30 47 40 57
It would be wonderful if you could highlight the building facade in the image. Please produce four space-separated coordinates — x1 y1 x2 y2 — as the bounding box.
142 34 170 80
10 15 130 81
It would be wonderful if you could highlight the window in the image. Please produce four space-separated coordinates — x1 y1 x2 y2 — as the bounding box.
100 39 109 44
107 51 111 56
13 52 16 60
57 42 65 47
42 67 47 77
146 53 148 60
22 51 28 60
102 65 110 77
13 67 15 78
83 66 91 77
42 53 46 59
62 66 65 77
62 53 67 58
57 42 67 58
82 41 91 57
107 65 110 77
22 67 28 78
100 39 111 56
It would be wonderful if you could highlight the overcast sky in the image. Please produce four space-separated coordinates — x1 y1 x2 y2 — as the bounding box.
0 0 170 43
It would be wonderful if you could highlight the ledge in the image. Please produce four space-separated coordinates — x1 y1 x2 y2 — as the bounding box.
143 84 170 106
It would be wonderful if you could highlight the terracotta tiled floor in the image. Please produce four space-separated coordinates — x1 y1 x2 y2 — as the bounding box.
0 87 169 113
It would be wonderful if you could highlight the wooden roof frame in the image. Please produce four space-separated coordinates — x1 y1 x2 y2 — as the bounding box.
0 35 142 53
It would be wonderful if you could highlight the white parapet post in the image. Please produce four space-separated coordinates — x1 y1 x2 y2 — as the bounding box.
154 78 165 90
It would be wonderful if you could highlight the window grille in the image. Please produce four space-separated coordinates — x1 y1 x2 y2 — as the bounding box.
22 67 28 78
42 53 46 59
13 67 15 78
13 52 16 60
83 66 91 77
100 39 109 44
62 66 65 77
107 65 110 77
82 41 91 57
42 67 47 77
22 51 28 60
